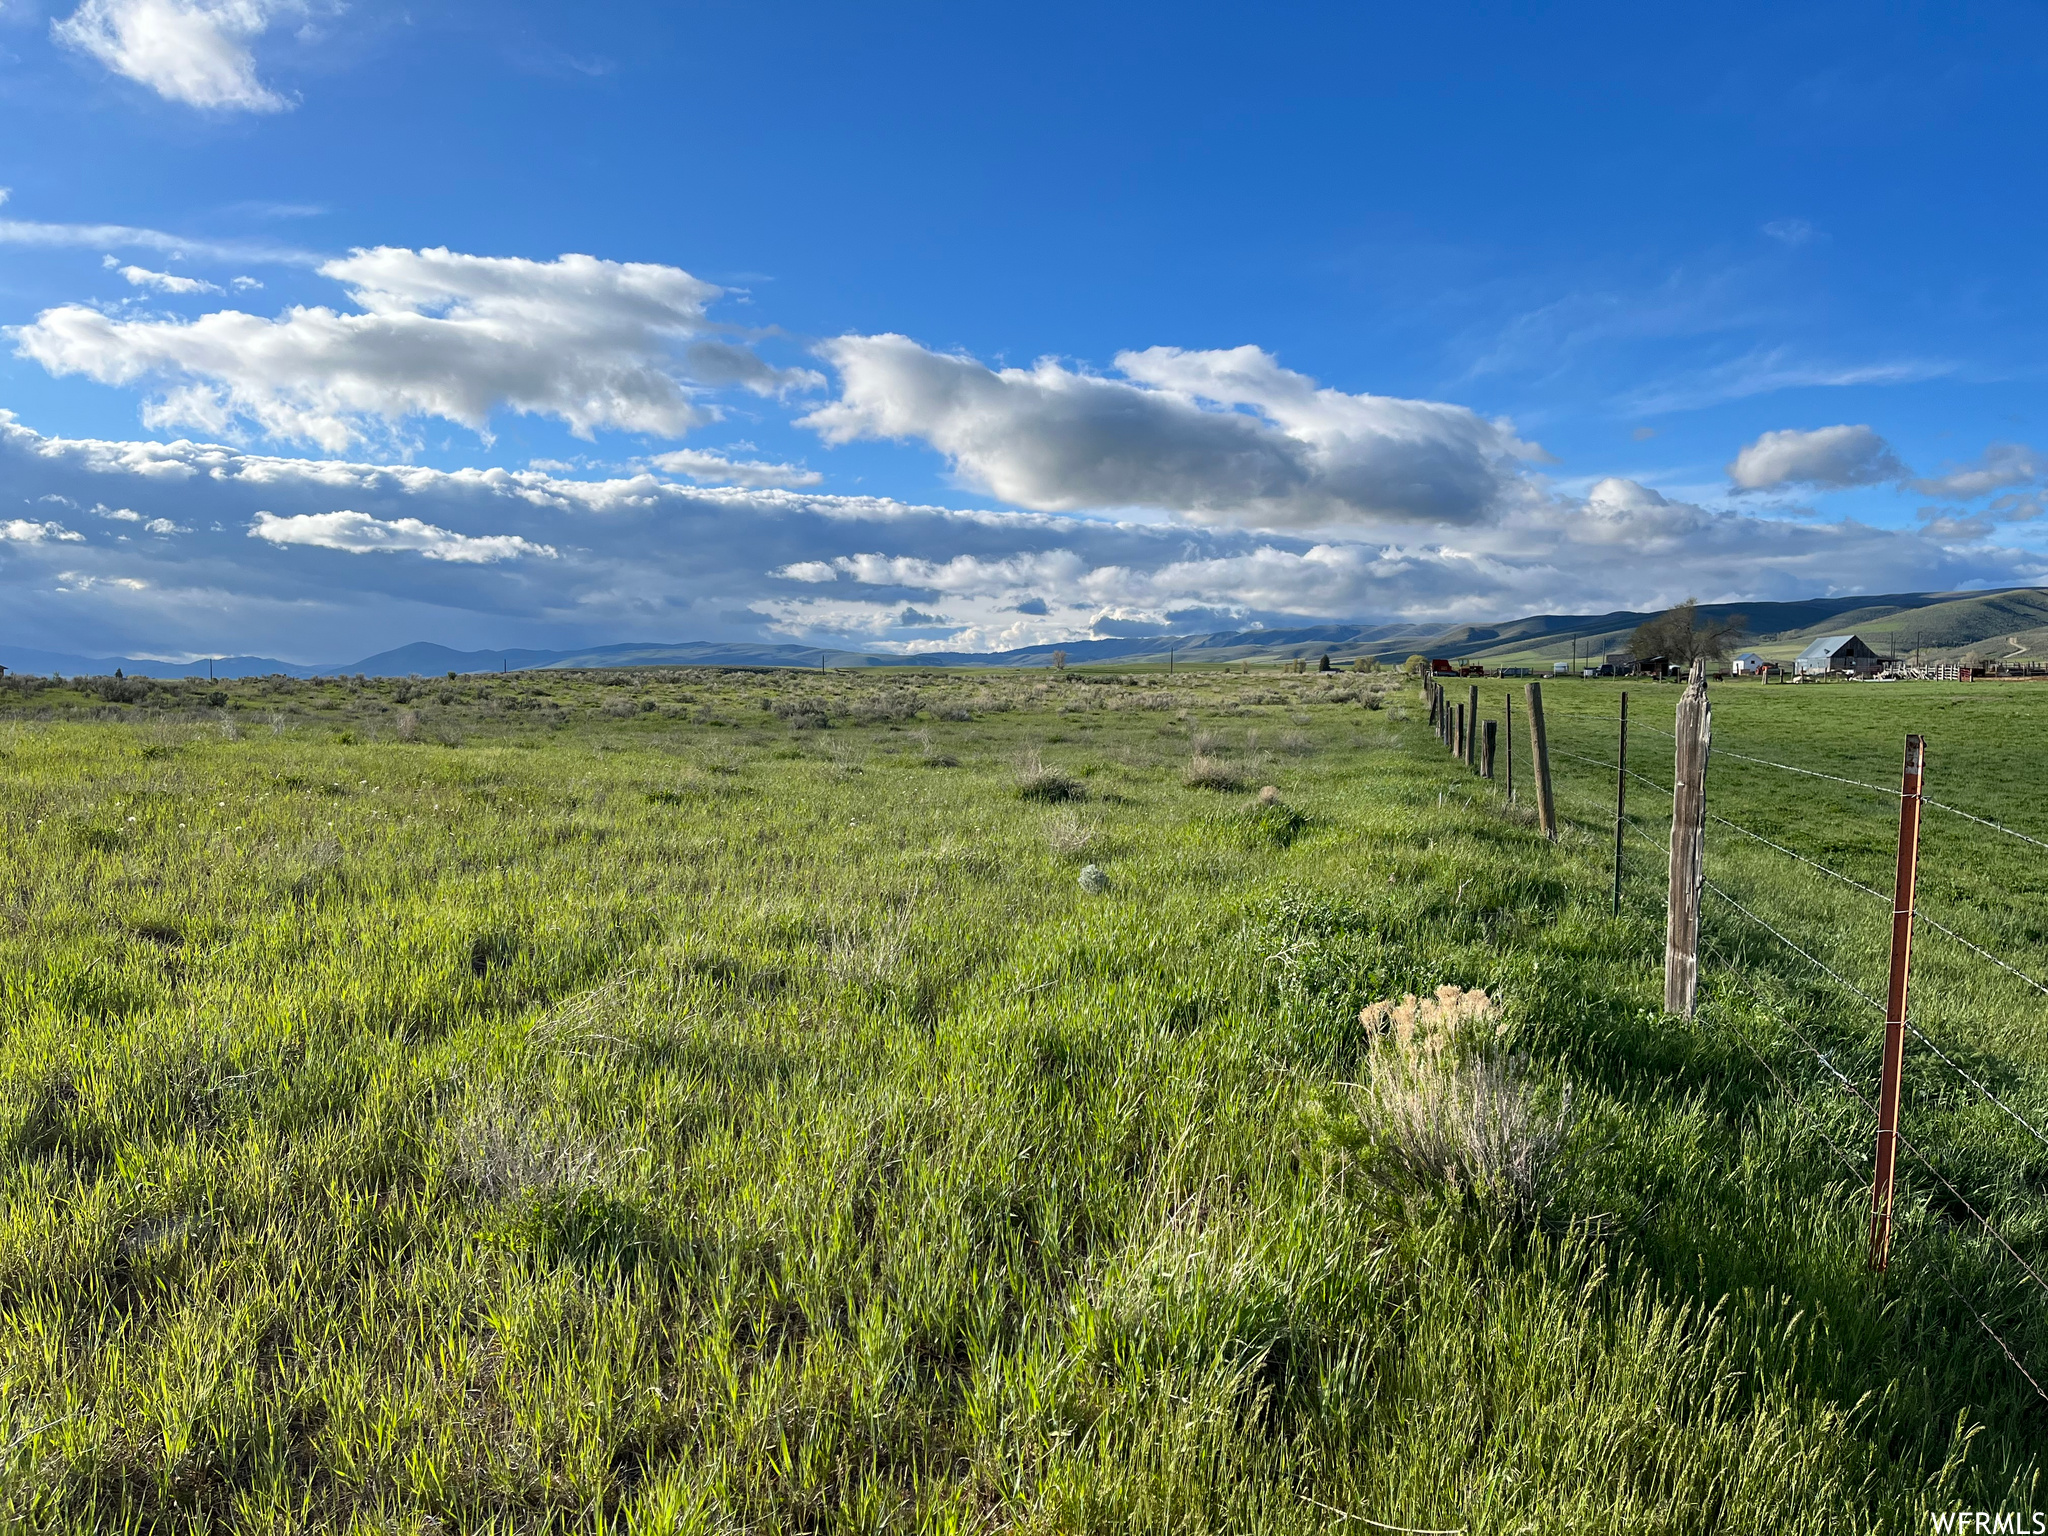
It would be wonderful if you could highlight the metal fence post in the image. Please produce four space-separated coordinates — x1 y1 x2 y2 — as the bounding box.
1613 690 1628 916
1524 682 1556 840
1868 734 1926 1272
1505 692 1515 803
1664 661 1711 1016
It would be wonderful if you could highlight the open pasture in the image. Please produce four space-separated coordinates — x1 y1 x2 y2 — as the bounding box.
0 665 2042 1532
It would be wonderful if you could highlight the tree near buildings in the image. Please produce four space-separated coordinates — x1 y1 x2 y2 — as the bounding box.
1630 600 1745 670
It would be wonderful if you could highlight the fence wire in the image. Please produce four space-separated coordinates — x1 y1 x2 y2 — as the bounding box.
1448 685 2048 1408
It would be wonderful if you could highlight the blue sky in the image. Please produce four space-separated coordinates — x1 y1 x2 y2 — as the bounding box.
2 0 2045 662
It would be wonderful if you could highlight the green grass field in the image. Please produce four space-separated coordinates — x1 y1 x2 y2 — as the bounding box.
1 665 2042 1532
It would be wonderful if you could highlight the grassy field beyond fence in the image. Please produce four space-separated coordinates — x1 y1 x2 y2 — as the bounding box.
0 665 2042 1532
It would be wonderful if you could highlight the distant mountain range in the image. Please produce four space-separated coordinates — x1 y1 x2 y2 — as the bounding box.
11 585 2045 679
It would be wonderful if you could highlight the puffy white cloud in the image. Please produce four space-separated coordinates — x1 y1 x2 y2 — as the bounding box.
801 334 1543 530
1727 424 1906 491
0 411 2040 665
647 448 822 488
113 262 221 294
1906 442 2040 501
248 510 558 563
14 246 812 451
51 0 292 112
2 519 87 543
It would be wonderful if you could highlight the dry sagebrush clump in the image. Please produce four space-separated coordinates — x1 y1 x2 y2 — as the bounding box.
1352 985 1575 1223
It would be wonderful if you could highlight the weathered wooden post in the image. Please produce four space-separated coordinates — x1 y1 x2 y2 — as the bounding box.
1481 718 1497 779
1467 684 1480 771
1524 681 1556 839
1613 691 1628 916
1868 735 1926 1272
1455 702 1466 759
1664 662 1711 1016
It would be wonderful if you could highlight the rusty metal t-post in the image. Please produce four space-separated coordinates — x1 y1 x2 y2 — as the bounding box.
1613 691 1628 916
1664 662 1711 1016
1868 734 1926 1272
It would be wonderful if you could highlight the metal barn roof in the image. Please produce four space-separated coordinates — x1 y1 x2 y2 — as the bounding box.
1796 635 1860 663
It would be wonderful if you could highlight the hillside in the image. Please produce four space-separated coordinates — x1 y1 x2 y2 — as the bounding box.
8 585 2043 679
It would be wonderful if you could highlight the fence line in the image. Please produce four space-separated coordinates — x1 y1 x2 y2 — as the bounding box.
1706 813 1890 903
1704 869 2048 1153
1445 682 2048 1406
1893 1131 2048 1298
1702 877 1889 1016
1712 747 1904 798
1917 913 2048 1000
1898 1222 2048 1405
1923 797 2048 854
1895 1019 2048 1154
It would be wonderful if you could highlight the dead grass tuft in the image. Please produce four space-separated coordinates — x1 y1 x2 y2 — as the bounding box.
1352 986 1575 1222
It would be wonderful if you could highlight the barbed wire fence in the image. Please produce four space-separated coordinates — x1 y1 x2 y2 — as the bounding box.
1417 673 2048 1407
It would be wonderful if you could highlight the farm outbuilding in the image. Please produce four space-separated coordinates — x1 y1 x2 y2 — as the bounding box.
1732 652 1767 675
1795 634 1885 677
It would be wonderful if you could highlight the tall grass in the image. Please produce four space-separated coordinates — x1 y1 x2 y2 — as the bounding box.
0 666 2038 1530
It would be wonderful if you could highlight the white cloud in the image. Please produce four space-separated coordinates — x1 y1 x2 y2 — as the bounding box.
112 262 222 294
1 519 87 543
1624 351 1950 417
248 510 558 563
1 410 2041 665
0 209 313 266
51 0 293 112
1762 218 1819 247
1906 442 2040 501
649 448 822 488
14 246 814 451
801 335 1543 530
1727 424 1906 491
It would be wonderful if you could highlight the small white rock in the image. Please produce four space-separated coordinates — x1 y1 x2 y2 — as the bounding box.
1077 863 1110 894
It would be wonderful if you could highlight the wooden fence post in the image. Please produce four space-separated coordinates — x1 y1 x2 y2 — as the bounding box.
1664 661 1711 1016
1524 682 1556 839
1613 691 1628 916
1481 718 1497 779
1455 702 1466 759
1467 685 1480 771
1868 734 1926 1272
